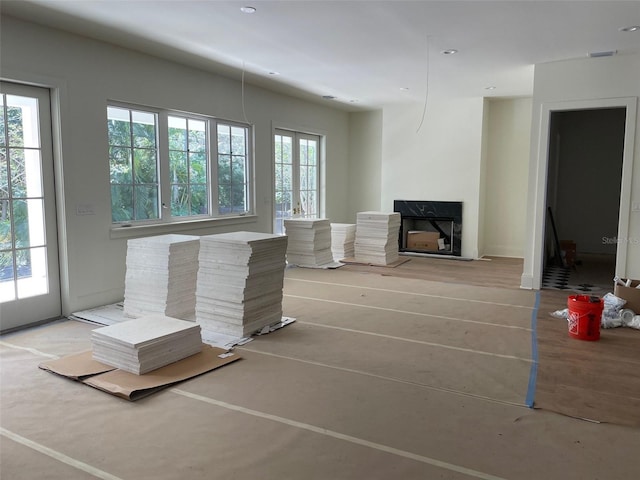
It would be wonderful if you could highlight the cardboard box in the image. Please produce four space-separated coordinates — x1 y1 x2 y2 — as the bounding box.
39 344 240 401
614 280 640 314
406 231 440 251
560 240 577 267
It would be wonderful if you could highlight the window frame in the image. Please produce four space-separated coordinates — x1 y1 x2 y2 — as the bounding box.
107 102 254 233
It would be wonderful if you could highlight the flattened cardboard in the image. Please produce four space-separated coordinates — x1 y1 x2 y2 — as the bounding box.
39 351 116 379
39 344 240 401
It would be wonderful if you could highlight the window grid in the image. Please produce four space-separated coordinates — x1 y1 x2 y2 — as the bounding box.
299 137 318 218
108 104 252 225
107 107 159 223
1 92 49 301
273 130 321 235
168 116 208 217
217 123 249 216
274 134 293 234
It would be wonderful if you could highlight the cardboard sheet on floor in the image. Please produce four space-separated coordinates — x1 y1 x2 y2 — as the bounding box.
39 350 117 380
39 344 240 401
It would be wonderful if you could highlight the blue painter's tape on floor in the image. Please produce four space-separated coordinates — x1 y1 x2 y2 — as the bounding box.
525 290 540 408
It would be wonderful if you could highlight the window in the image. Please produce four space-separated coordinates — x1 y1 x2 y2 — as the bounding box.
274 129 321 234
168 116 208 216
107 107 159 222
217 124 249 215
107 104 251 225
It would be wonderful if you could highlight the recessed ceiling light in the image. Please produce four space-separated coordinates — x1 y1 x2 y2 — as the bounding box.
485 86 497 90
441 49 458 55
619 25 640 32
240 6 256 14
399 87 410 91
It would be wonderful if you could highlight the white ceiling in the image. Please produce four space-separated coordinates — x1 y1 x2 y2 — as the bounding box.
3 0 640 110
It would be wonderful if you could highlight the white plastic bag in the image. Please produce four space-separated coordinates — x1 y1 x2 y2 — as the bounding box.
550 308 568 319
601 292 628 328
625 315 640 330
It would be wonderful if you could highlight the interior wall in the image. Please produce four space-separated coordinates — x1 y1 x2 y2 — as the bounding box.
380 97 485 259
551 108 626 255
482 97 532 258
522 54 640 289
0 16 351 314
346 110 383 221
477 98 490 258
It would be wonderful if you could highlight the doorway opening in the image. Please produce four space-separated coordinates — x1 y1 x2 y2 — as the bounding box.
543 107 626 293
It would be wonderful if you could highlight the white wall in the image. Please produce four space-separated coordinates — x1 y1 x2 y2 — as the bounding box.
482 98 532 258
346 110 383 220
1 16 351 314
380 97 485 258
477 99 490 258
522 54 640 289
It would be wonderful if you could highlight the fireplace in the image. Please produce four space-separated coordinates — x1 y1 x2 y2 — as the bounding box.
394 200 462 256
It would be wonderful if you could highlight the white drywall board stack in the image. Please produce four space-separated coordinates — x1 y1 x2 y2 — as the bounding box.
330 223 356 262
354 212 401 265
284 218 334 267
123 234 200 319
91 315 203 375
195 231 288 340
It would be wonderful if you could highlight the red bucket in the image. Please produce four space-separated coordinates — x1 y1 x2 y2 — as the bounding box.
567 295 603 341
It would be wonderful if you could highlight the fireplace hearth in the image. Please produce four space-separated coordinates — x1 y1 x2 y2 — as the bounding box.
394 200 462 256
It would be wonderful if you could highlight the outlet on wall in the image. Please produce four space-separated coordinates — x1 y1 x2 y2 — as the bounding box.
76 203 96 215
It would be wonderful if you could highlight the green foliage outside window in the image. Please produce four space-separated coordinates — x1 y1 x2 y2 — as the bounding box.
217 124 248 214
108 107 159 222
274 136 293 211
108 106 250 223
168 117 208 216
0 104 31 277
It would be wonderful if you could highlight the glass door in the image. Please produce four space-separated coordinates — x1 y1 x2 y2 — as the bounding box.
273 129 320 234
0 82 60 332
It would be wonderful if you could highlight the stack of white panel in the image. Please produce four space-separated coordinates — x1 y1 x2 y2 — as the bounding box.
91 315 203 375
284 218 334 267
195 231 288 340
123 234 200 319
354 211 401 265
330 223 356 261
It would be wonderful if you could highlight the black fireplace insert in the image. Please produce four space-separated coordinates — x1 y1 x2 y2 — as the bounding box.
394 200 462 256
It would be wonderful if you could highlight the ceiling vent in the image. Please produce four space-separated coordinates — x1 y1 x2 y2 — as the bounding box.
588 50 618 58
